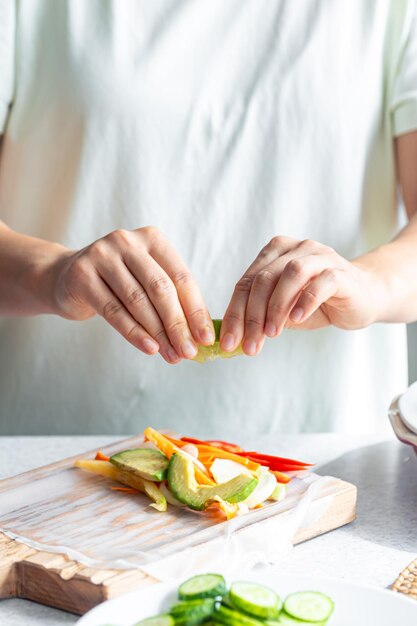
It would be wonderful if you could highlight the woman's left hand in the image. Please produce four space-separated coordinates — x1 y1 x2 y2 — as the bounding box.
220 236 385 356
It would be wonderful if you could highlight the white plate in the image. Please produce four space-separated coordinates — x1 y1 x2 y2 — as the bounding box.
398 381 417 434
76 570 417 626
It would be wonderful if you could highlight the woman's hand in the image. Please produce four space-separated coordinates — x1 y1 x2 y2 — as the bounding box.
220 236 385 356
53 227 214 363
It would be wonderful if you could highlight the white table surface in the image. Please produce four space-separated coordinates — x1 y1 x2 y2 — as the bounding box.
0 433 416 625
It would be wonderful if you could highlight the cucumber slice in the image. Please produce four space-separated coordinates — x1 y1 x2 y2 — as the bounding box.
276 612 326 625
170 599 216 625
220 593 235 609
179 574 227 600
214 604 264 626
134 616 175 626
110 448 168 482
230 582 282 619
283 592 334 623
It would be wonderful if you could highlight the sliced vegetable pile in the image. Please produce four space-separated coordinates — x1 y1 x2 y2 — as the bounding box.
75 429 312 519
100 574 334 626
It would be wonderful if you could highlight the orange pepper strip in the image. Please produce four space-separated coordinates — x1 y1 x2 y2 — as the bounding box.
95 451 110 461
143 427 214 486
164 435 189 447
111 486 138 493
271 470 292 484
195 444 260 471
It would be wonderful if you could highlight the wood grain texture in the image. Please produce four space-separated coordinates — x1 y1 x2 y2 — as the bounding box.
0 439 357 615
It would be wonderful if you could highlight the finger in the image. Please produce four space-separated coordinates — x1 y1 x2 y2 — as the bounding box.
149 237 214 346
266 255 335 336
220 236 297 352
289 269 341 325
97 260 181 365
124 250 198 360
241 246 320 353
241 268 277 355
83 273 160 355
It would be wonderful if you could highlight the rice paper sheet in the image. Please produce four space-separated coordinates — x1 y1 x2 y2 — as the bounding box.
0 437 336 577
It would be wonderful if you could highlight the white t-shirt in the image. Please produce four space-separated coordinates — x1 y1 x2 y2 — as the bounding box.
1 0 417 436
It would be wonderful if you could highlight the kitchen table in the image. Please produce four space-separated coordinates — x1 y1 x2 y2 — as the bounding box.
0 433 416 625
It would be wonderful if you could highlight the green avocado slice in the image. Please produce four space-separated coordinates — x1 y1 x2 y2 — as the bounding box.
193 319 244 363
110 448 169 482
167 452 258 511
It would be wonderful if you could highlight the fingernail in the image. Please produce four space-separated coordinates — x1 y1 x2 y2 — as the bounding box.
222 333 235 352
291 307 304 322
143 338 159 354
182 340 198 359
265 322 277 337
199 326 215 345
167 346 181 362
243 339 257 356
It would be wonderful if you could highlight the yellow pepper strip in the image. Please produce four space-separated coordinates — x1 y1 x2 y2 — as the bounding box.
75 459 167 511
143 427 214 486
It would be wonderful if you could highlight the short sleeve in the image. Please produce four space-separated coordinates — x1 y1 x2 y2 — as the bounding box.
0 0 15 133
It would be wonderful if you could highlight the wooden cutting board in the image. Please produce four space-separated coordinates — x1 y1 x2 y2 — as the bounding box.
0 436 357 615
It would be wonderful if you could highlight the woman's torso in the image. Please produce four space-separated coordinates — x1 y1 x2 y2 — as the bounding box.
0 0 410 434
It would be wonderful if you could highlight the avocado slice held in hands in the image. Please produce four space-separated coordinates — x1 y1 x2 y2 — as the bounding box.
110 448 169 482
193 319 244 363
167 452 258 511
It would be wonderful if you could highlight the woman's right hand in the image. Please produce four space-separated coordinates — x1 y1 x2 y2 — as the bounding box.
53 226 214 363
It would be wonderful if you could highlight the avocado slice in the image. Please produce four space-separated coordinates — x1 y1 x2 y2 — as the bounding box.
167 452 258 511
110 448 169 482
193 319 244 363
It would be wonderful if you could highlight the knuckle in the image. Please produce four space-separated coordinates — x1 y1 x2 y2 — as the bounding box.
172 270 193 288
245 317 264 330
322 268 338 282
299 238 316 249
126 287 148 307
254 268 276 286
148 275 173 298
285 258 305 279
102 299 124 320
166 317 187 337
268 235 285 249
154 327 168 342
188 307 208 321
109 228 131 245
125 323 142 342
140 225 160 241
90 239 108 258
268 301 287 317
223 310 244 325
302 289 320 306
234 275 254 295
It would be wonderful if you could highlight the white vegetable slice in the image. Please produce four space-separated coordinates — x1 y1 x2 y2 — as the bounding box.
269 482 287 502
181 443 199 458
210 458 252 484
179 448 209 474
242 470 277 508
159 481 183 506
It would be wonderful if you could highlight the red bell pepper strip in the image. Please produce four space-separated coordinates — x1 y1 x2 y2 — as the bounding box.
179 436 312 471
239 454 310 472
236 451 313 468
181 436 243 453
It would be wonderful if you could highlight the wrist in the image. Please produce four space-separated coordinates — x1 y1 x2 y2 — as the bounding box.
28 243 73 316
352 248 393 325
